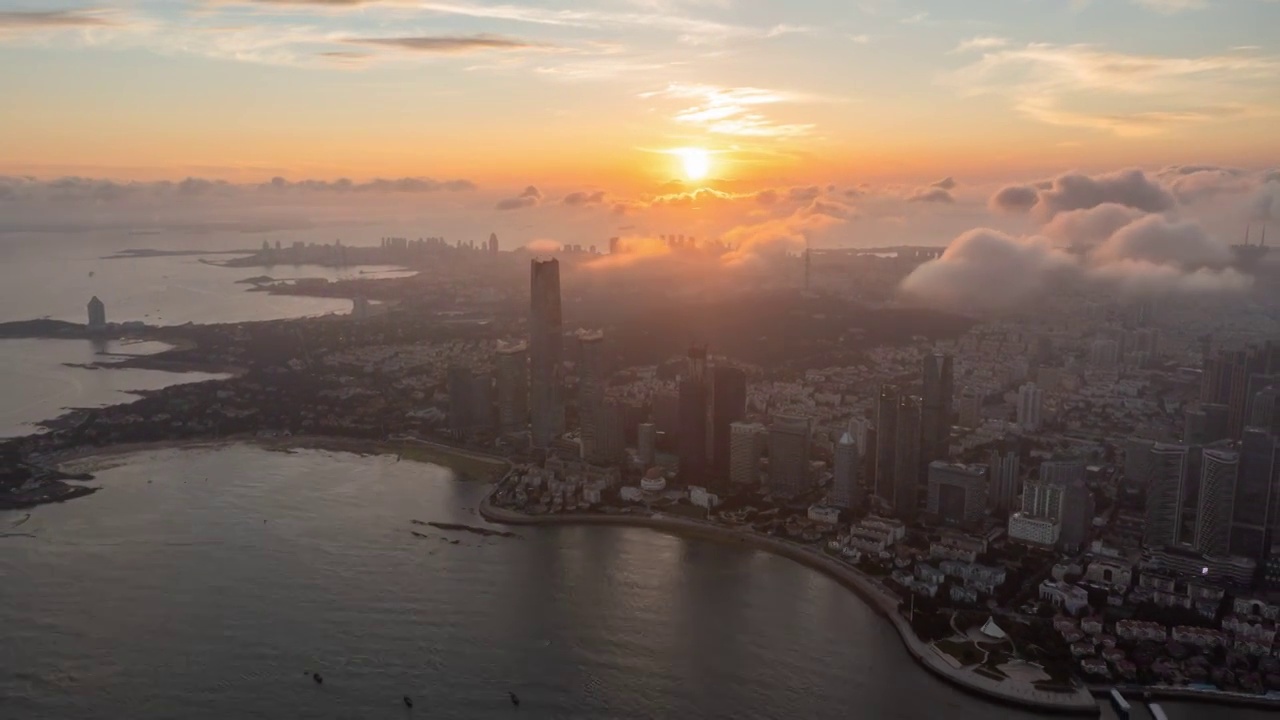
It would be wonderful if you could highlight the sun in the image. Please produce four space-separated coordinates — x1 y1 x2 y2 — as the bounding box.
675 147 711 181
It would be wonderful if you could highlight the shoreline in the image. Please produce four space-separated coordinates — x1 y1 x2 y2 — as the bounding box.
477 496 1099 715
48 434 509 482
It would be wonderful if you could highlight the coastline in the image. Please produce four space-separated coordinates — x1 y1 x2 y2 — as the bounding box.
477 495 1100 715
49 434 509 482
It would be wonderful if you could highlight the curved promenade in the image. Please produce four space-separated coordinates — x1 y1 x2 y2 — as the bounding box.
478 495 1099 715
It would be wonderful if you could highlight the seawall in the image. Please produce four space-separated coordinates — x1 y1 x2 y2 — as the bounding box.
479 498 1099 715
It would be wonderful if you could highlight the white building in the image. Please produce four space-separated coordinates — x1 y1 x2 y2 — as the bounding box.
807 505 841 525
828 431 860 509
1009 512 1061 546
689 486 720 510
1039 580 1090 615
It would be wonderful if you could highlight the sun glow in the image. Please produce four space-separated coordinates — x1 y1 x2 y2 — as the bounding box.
675 147 711 181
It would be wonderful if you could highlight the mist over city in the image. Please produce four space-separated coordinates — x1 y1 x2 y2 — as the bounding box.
3 1 1280 719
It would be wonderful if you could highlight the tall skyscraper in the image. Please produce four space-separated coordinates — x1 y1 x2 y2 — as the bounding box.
678 345 709 483
987 448 1020 514
637 422 657 466
893 395 922 519
529 259 564 447
448 366 493 435
921 353 955 463
926 461 987 526
494 341 528 433
577 331 607 462
87 296 106 331
710 365 747 485
1017 382 1043 433
488 232 499 254
958 387 981 429
1144 443 1190 549
768 415 811 497
829 431 860 510
1195 448 1239 556
729 421 766 486
1040 460 1092 551
1251 387 1280 432
1203 344 1280 439
874 385 899 504
592 402 626 465
1230 428 1279 561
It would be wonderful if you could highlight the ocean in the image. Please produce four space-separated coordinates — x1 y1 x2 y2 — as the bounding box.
0 445 1258 719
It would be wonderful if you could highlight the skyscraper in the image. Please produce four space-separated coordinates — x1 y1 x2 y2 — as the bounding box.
710 365 747 485
893 394 922 519
768 415 811 497
1230 428 1279 561
1017 382 1043 433
1041 460 1092 551
926 461 987 526
829 431 860 510
1195 448 1239 556
87 296 106 331
494 341 528 433
678 345 709 483
529 258 564 447
729 421 766 486
448 366 493 435
577 331 607 462
488 232 499 254
921 353 954 463
637 422 657 466
987 448 1020 514
1144 443 1190 549
958 387 981 429
874 385 899 504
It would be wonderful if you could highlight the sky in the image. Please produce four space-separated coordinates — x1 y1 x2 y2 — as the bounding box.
1 1 1279 281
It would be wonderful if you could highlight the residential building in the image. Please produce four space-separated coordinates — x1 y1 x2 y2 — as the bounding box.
529 258 564 447
768 415 812 497
1017 382 1043 433
1144 443 1190 549
495 341 528 433
921 353 954 463
729 421 766 486
829 431 860 510
874 384 899 503
1231 428 1278 562
1194 447 1239 556
987 448 1020 514
893 394 922 519
710 365 747 486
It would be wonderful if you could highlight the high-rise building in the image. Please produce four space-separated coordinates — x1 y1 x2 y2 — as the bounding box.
1040 460 1091 551
829 431 860 510
637 422 657 466
678 346 710 483
87 296 106 331
958 387 982 429
987 448 1020 514
448 366 493 435
1017 382 1043 433
892 395 922 519
577 331 607 462
494 341 528 433
926 461 987 526
1230 428 1279 561
653 389 679 438
847 417 871 454
1184 403 1231 445
710 365 747 485
529 259 564 447
729 421 766 486
874 385 899 504
768 415 811 497
1144 443 1190 549
1009 472 1065 547
1195 448 1239 556
1089 339 1120 368
1251 387 1280 432
608 237 620 255
488 232 499 254
1202 344 1280 439
592 402 626 465
921 353 954 463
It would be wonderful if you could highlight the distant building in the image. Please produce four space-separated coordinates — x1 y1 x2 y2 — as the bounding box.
921 353 954 463
87 296 106 331
768 415 811 497
710 365 747 487
1041 459 1092 552
350 295 371 322
1089 339 1119 368
488 232 499 254
448 366 493 435
577 331 608 463
926 461 987 526
829 431 860 510
958 387 982 429
892 394 922 519
1230 428 1278 561
495 341 529 433
1194 447 1238 556
529 259 564 447
874 384 899 504
678 346 710 483
1017 382 1043 433
637 422 657 466
1144 443 1190 549
729 421 766 487
987 448 1020 514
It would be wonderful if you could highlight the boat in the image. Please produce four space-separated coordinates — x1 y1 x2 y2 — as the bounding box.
1109 689 1130 719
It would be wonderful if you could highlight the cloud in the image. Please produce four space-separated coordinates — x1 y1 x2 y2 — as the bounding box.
788 185 821 202
906 187 955 204
496 185 542 210
1131 0 1207 13
0 174 475 202
900 230 1077 312
345 34 551 54
954 36 1007 53
260 176 476 193
524 238 562 253
1042 203 1146 247
585 235 671 269
950 41 1280 136
720 205 848 265
1091 214 1231 267
931 176 957 190
1248 181 1280 223
642 83 815 138
562 190 606 206
990 184 1039 214
0 10 117 30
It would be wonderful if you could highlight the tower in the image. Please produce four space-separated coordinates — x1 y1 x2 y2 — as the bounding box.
830 431 860 510
1017 382 1043 433
678 345 710 483
577 330 607 462
921 353 955 463
529 259 564 447
87 296 106 331
1230 429 1279 561
1195 448 1239 556
893 395 922 519
488 232 499 254
767 415 812 497
495 341 528 433
1144 443 1189 549
729 421 766 486
874 385 899 504
711 365 747 485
